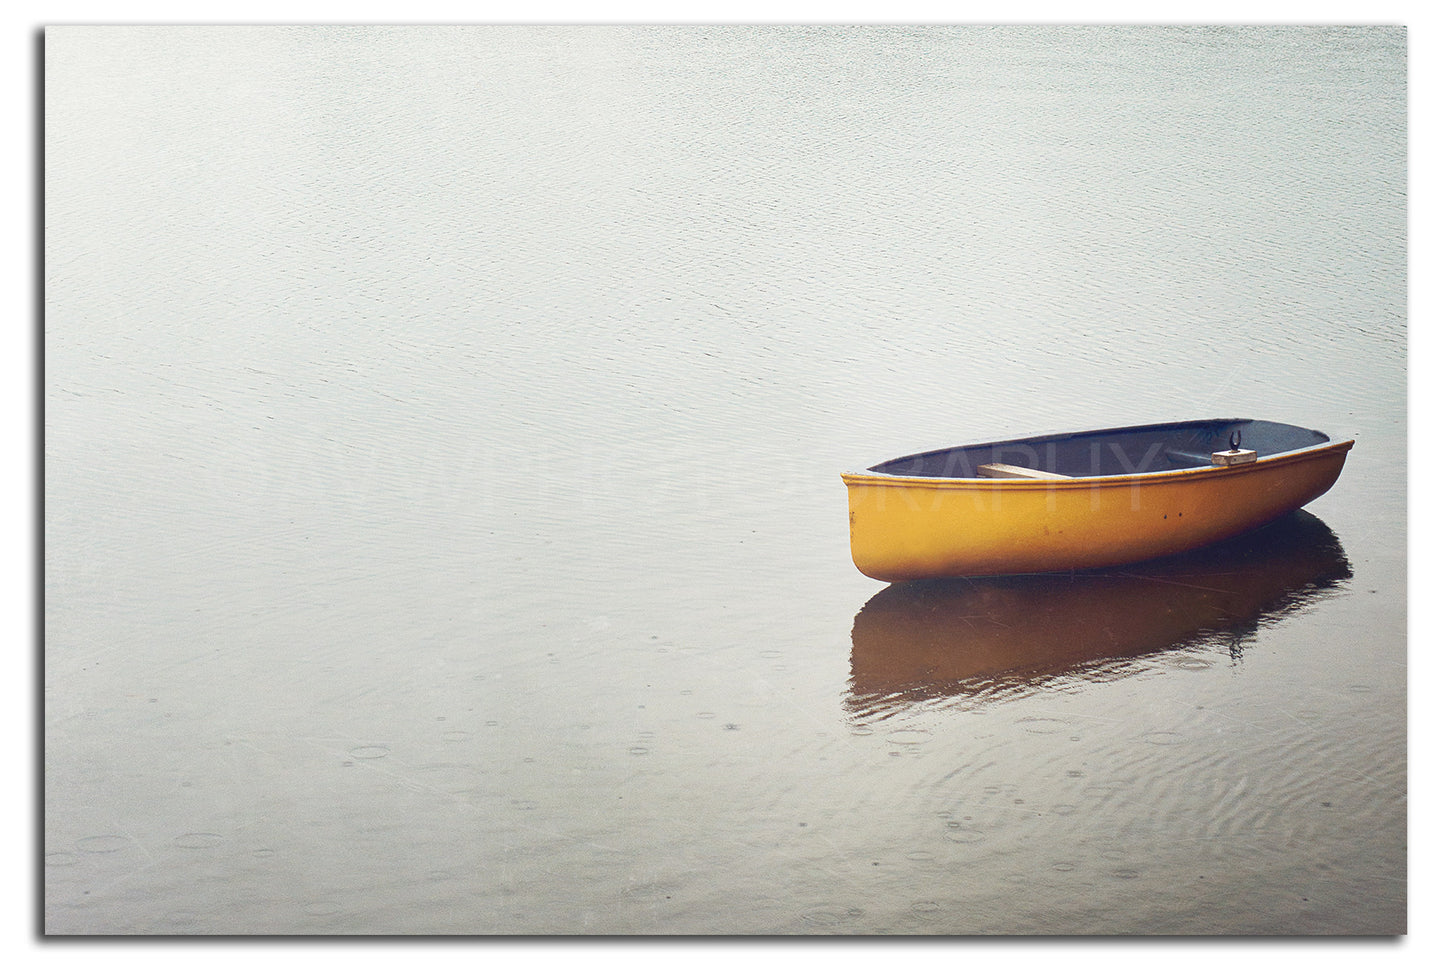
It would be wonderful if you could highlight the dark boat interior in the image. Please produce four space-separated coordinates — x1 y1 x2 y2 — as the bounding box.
867 419 1333 479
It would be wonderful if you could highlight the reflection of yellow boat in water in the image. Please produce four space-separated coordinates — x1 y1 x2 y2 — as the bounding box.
841 418 1352 581
848 511 1351 717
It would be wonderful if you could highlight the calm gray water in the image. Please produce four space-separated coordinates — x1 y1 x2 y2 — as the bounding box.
44 25 1406 935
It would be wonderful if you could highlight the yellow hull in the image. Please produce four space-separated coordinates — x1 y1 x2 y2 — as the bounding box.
842 441 1353 581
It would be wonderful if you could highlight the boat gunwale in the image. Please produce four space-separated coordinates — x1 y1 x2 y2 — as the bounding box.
840 438 1354 491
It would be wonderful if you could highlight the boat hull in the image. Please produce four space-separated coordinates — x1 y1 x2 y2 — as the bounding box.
842 440 1353 581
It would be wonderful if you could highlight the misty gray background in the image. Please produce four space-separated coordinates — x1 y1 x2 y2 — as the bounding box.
45 25 1405 934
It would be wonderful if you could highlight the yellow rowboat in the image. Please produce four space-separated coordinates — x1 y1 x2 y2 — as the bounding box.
841 418 1353 581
